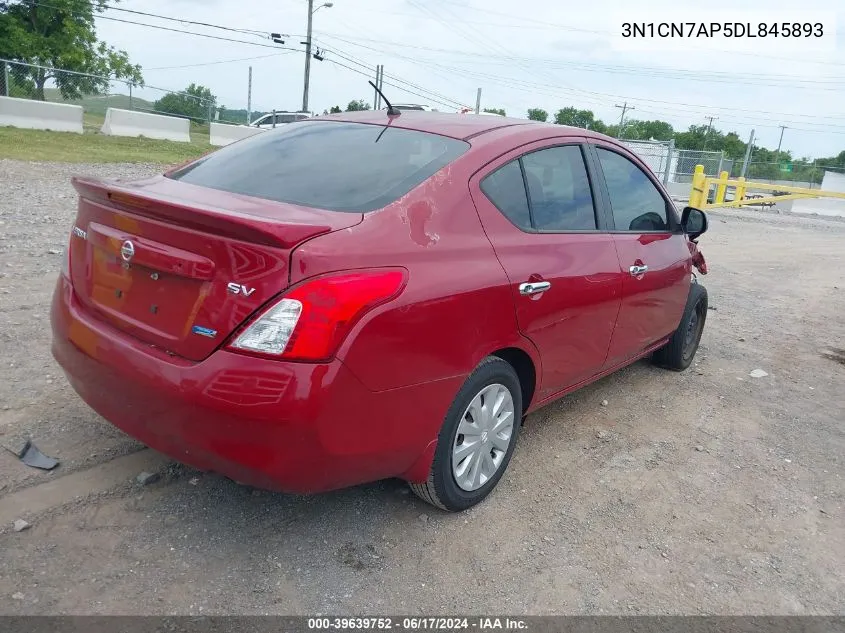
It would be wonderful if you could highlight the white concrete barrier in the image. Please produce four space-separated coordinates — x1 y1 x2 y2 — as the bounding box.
100 108 190 142
209 122 266 147
0 96 83 133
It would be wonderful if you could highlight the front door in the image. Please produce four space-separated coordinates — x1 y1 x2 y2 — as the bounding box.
589 143 692 367
470 140 624 400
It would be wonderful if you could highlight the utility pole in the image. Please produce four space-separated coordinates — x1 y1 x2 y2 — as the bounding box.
302 0 314 113
247 66 253 125
475 88 482 114
373 65 383 109
703 115 718 149
776 125 787 157
373 65 380 109
615 102 634 138
301 1 333 114
740 129 755 177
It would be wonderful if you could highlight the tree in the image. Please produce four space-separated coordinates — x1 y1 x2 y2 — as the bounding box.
674 125 709 151
346 99 370 111
554 107 598 129
154 83 216 122
0 0 143 100
620 119 674 141
721 132 747 160
329 105 342 114
483 107 506 116
527 108 548 122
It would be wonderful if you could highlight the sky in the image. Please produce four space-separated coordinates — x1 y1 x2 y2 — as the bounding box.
94 0 845 160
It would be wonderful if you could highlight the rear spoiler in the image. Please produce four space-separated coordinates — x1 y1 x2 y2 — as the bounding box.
71 176 342 249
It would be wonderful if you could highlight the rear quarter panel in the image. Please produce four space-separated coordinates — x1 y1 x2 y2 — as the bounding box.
289 157 541 393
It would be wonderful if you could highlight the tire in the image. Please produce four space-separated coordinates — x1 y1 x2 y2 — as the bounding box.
653 282 708 371
410 356 523 512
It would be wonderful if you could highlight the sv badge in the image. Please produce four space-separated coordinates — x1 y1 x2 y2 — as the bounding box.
227 282 256 297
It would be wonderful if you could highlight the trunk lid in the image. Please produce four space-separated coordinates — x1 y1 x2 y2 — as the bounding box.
68 175 363 361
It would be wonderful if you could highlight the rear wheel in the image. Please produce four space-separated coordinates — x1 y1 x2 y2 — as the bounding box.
654 283 708 371
410 356 522 512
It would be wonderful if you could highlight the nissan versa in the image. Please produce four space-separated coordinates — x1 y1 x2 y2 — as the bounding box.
51 111 709 512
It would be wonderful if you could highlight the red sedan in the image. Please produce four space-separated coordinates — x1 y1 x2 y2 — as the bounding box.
51 111 709 512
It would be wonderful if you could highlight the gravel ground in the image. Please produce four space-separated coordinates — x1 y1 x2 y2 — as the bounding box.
0 159 843 615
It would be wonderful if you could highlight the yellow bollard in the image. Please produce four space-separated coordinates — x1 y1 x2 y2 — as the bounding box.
715 170 729 205
736 176 746 204
689 164 706 208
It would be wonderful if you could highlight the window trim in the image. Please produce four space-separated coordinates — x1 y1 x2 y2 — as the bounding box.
478 141 607 234
588 142 681 234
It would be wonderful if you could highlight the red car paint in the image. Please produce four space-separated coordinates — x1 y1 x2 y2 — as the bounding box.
51 111 698 494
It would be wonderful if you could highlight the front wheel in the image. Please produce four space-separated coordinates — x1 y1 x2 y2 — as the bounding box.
410 356 522 512
653 283 708 371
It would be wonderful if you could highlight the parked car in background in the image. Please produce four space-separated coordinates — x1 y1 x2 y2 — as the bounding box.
390 104 435 111
251 111 310 128
52 111 709 512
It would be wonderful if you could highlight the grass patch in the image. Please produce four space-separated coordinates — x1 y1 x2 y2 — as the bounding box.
43 88 156 117
0 126 214 164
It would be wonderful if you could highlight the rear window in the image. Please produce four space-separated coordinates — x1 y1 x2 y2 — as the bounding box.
170 121 469 212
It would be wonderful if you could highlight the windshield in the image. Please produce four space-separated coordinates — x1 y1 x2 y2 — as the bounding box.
170 121 469 213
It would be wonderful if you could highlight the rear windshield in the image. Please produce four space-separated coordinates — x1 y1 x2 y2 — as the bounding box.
169 121 469 212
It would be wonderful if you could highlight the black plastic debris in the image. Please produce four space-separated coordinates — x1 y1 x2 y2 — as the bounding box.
15 440 59 470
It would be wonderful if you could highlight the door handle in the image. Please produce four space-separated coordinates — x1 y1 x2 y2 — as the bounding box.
519 281 551 295
629 265 649 276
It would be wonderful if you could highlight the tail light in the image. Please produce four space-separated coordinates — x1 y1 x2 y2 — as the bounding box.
60 232 72 279
229 269 406 361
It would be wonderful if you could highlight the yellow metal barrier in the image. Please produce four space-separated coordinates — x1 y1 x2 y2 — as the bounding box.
688 164 845 210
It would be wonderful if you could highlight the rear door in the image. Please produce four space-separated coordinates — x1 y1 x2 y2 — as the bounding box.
470 139 624 399
588 142 691 367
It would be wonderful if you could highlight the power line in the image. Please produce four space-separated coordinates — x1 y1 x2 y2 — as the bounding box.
322 49 466 109
408 0 580 107
316 43 467 109
100 3 271 38
93 15 295 50
22 0 467 113
315 31 845 90
323 57 461 110
146 53 291 71
315 32 845 124
427 0 845 68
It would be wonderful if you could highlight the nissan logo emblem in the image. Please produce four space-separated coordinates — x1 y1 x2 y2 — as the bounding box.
120 240 135 262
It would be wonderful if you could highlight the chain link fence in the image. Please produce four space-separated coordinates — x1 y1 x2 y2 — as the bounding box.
0 59 257 132
619 139 674 184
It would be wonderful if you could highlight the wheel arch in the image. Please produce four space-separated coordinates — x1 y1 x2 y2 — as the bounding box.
490 345 538 414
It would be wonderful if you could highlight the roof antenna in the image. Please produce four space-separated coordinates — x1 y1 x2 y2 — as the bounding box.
368 80 400 116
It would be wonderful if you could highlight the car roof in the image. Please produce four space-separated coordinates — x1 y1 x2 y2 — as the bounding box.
308 110 625 153
312 110 548 141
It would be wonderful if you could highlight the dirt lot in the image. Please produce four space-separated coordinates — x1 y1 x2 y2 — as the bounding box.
1 159 843 615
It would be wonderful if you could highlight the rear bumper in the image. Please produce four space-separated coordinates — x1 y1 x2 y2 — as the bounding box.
50 276 460 493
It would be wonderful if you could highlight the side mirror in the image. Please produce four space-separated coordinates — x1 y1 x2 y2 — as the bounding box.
681 206 708 240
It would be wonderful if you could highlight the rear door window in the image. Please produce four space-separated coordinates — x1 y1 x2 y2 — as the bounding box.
171 121 469 212
480 144 598 232
521 146 597 231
